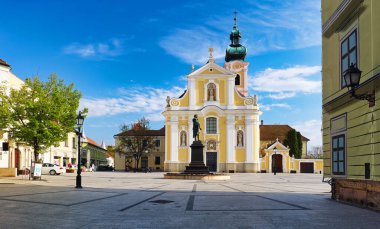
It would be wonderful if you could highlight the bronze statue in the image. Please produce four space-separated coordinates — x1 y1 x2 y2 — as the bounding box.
192 114 201 141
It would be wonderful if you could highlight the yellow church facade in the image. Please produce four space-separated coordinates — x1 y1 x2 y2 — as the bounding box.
163 17 261 173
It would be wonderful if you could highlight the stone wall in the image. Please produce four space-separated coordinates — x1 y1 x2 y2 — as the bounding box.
334 178 380 211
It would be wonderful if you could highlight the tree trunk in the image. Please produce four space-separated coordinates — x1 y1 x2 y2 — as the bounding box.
33 137 39 163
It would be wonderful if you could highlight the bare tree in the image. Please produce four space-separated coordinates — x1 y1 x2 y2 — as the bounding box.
308 146 323 159
115 117 155 170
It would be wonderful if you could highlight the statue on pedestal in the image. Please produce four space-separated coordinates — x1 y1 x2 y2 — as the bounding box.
192 115 201 142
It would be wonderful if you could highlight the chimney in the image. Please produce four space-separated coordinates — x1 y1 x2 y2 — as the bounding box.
261 120 264 125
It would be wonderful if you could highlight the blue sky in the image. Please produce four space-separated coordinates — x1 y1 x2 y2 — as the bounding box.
0 0 322 148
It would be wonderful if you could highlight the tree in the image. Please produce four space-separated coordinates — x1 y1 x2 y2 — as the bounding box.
296 131 303 158
0 74 82 161
284 129 300 158
115 117 156 170
308 146 323 159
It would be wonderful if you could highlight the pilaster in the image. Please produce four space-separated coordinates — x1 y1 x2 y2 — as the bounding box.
226 115 235 163
227 78 235 109
170 116 179 162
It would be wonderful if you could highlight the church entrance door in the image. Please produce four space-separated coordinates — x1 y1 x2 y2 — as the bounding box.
272 154 283 173
206 152 217 172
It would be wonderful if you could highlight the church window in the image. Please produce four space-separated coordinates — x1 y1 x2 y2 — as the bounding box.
207 83 216 101
155 139 160 147
180 131 187 146
235 74 240 85
206 117 217 134
237 130 244 147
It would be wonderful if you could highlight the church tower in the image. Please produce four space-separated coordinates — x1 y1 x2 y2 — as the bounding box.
163 14 261 173
224 14 249 96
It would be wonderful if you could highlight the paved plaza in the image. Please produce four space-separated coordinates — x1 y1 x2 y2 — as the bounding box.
0 172 379 228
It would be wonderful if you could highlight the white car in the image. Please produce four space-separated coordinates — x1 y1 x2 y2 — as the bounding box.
42 163 65 175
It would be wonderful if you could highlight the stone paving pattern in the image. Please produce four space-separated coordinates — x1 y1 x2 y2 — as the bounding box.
0 172 379 228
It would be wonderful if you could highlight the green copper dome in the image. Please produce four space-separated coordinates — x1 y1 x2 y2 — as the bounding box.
225 15 247 62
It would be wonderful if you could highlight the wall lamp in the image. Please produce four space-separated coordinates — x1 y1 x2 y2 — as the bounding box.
343 63 375 104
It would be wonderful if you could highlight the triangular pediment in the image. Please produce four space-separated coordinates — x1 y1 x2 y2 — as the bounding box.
189 61 236 77
267 140 288 150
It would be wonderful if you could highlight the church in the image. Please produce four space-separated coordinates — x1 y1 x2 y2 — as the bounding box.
162 16 261 173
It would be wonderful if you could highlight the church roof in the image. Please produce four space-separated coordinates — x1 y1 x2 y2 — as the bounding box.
114 127 165 137
260 125 309 142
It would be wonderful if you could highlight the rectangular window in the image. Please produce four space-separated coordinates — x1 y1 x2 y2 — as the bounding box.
72 137 76 149
155 139 160 147
64 139 68 147
0 152 2 160
341 29 357 88
332 135 345 175
155 156 160 165
206 117 217 134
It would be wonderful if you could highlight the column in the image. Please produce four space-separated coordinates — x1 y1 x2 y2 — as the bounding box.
226 115 235 163
253 117 260 165
227 78 235 109
189 78 196 109
164 121 169 163
170 116 179 162
245 115 254 163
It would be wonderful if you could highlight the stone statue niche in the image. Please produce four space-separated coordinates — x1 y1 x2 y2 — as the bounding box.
207 83 216 101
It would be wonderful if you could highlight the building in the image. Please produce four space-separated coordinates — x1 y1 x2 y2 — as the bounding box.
260 124 323 174
322 0 380 209
82 137 108 168
114 127 165 171
41 132 78 167
0 59 32 177
163 16 261 173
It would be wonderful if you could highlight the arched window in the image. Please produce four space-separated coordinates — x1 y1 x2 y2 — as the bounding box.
235 74 241 85
207 83 216 101
206 117 217 134
180 131 187 146
237 130 244 147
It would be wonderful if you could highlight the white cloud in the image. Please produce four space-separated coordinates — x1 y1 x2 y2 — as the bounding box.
291 119 322 148
80 86 185 120
159 0 321 64
63 38 125 59
260 103 291 111
267 92 296 100
159 27 226 64
251 65 321 98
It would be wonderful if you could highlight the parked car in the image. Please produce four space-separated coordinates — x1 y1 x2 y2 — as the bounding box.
42 163 65 175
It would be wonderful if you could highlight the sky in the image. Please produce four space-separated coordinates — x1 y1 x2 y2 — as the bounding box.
0 0 322 149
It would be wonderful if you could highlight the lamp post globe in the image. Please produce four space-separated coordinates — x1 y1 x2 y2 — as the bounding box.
343 63 362 89
75 111 85 189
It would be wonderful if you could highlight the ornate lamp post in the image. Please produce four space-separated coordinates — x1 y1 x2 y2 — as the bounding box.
75 112 85 189
343 63 375 104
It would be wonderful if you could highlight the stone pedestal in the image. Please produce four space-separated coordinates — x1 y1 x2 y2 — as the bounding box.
183 141 210 174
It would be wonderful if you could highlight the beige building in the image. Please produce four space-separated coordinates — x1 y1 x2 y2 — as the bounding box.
322 0 380 209
114 127 165 171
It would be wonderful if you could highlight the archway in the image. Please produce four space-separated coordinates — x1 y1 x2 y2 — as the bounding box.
272 154 283 173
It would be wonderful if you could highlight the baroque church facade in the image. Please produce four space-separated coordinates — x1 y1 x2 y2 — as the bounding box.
163 17 262 173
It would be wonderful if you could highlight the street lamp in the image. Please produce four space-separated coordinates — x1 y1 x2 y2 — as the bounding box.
75 112 85 189
343 63 375 104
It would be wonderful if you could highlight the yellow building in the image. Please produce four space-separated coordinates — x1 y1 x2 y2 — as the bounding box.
163 17 261 173
260 124 323 174
322 0 380 209
114 127 165 172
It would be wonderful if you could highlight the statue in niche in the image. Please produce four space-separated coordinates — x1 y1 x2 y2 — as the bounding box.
207 83 216 101
237 131 244 147
166 96 170 107
180 131 187 146
192 115 202 141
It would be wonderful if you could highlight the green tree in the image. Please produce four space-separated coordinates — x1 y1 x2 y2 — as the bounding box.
0 74 82 161
296 131 303 159
115 117 156 170
284 129 300 158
